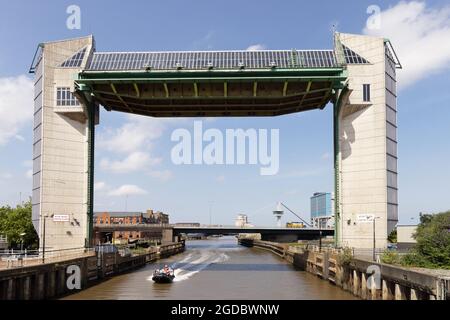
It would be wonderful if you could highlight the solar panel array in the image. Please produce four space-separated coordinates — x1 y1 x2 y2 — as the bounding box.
86 50 338 71
60 47 87 68
342 45 369 64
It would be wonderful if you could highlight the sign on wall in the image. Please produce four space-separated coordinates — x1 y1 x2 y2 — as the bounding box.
357 214 375 223
53 214 70 222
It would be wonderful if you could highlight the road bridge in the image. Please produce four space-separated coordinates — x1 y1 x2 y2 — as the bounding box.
93 224 333 242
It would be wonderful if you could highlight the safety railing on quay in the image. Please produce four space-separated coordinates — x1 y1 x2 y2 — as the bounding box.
0 247 95 269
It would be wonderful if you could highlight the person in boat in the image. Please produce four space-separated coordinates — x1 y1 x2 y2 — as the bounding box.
163 264 170 275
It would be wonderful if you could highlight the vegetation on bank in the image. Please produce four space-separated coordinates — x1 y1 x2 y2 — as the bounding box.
0 200 39 249
381 211 450 269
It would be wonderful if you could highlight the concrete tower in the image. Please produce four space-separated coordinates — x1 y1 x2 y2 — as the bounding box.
334 33 399 249
31 36 96 251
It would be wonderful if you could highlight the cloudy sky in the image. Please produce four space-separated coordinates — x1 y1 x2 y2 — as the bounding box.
0 1 449 226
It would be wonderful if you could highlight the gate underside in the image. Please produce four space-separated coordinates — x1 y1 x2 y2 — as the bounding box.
76 70 346 117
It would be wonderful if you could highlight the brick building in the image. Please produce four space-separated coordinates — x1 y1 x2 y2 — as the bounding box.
94 210 169 243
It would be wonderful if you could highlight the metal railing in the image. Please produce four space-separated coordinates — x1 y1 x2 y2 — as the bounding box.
0 247 95 269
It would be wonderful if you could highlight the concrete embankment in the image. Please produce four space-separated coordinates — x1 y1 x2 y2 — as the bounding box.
239 238 449 300
0 242 184 300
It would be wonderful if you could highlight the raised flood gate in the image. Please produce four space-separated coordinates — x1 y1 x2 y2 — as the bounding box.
0 242 184 300
239 238 449 300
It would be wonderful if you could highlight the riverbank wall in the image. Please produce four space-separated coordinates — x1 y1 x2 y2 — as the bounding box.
239 238 449 300
0 242 184 300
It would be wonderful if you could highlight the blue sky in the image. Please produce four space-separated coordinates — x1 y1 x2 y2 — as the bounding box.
0 0 449 226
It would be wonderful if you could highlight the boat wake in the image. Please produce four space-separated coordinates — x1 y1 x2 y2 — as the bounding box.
172 250 229 282
147 248 229 283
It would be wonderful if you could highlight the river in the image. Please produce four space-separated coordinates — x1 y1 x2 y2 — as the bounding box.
64 237 356 300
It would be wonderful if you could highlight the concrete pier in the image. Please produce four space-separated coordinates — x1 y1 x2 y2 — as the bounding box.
0 242 184 300
239 239 450 300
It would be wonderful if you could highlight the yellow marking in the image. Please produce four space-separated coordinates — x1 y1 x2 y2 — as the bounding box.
163 83 169 98
133 83 140 98
283 81 288 96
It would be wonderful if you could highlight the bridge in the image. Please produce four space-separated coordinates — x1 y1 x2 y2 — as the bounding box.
30 32 400 251
93 224 333 242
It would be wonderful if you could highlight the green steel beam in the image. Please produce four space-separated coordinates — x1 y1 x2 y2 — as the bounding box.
298 81 312 106
91 86 333 101
110 83 132 112
224 82 228 97
253 81 258 97
163 83 169 98
133 83 140 98
86 102 96 247
193 82 198 97
77 76 346 86
98 93 328 111
333 85 349 248
282 81 288 96
80 68 344 78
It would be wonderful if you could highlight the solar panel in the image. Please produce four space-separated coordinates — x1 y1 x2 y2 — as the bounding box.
60 47 87 68
86 50 339 71
342 45 369 64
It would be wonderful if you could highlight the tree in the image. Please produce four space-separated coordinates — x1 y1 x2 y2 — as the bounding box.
388 229 397 243
0 200 39 249
419 212 434 224
402 210 450 269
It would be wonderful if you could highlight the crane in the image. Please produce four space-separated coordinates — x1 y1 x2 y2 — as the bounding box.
279 202 312 228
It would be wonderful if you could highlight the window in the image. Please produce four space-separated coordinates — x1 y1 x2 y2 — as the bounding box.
56 87 80 106
363 84 371 102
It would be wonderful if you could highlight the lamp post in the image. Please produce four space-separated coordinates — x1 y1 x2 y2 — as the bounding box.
42 216 46 263
372 216 381 262
19 232 26 252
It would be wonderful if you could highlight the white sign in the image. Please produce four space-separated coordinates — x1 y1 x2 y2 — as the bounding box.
53 214 70 222
357 214 375 223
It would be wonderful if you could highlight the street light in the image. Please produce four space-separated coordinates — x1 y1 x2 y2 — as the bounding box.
31 215 49 263
372 216 381 262
19 232 26 252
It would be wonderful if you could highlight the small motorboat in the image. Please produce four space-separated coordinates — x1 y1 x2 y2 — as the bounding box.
152 266 175 283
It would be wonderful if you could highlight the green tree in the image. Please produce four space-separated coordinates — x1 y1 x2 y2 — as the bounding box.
0 200 39 249
388 229 397 243
402 210 450 269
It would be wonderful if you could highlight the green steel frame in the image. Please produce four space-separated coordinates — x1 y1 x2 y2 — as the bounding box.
333 85 349 247
75 66 348 246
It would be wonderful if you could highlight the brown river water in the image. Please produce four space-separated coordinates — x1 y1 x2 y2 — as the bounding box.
64 237 356 300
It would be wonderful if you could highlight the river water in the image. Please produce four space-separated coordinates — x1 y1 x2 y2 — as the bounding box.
65 237 355 300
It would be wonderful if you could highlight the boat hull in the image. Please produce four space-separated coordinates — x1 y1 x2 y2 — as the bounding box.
152 274 175 283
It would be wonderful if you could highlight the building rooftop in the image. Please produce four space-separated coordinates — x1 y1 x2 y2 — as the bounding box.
94 211 142 217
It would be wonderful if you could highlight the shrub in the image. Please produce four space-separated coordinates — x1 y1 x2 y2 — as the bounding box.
380 250 400 265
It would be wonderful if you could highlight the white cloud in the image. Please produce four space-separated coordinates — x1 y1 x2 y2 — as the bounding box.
1 172 13 179
15 135 25 142
25 169 32 179
100 151 161 174
98 115 186 177
363 1 450 89
147 170 173 182
246 44 266 51
108 184 147 197
192 30 215 50
94 181 107 192
0 75 34 146
98 115 166 154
